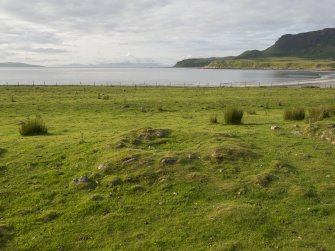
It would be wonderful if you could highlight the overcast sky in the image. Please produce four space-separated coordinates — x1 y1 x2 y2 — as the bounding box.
0 0 334 66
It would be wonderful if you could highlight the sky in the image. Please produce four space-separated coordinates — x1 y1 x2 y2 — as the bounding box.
0 0 334 66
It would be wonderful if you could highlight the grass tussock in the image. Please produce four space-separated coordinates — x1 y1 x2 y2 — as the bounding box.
249 171 277 187
283 107 305 121
308 105 332 121
210 114 218 124
224 107 244 125
19 118 48 136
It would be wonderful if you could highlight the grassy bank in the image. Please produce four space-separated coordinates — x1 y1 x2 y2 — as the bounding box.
1 86 335 250
207 57 335 71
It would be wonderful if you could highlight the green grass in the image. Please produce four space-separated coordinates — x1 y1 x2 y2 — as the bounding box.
207 57 335 70
1 86 335 250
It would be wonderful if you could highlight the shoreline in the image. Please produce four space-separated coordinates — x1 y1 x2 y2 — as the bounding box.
175 66 335 73
1 79 334 88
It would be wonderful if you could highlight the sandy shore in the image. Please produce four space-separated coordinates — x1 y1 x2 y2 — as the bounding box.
270 78 335 88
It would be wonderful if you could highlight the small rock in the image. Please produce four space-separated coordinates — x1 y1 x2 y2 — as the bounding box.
293 124 299 128
122 157 137 165
328 124 335 128
155 129 169 138
292 131 301 136
271 125 280 130
97 164 108 170
146 128 154 133
73 176 89 183
320 135 326 140
160 158 177 165
332 141 335 145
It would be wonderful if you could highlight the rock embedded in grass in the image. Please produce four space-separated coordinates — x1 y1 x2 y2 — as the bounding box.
122 157 137 165
73 176 89 183
292 130 301 136
97 164 108 170
271 125 281 130
160 157 177 165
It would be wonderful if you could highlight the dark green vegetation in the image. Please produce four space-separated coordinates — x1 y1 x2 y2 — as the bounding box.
284 107 306 121
19 117 48 136
237 28 335 60
207 57 335 71
175 28 335 70
1 86 335 250
224 107 244 125
175 57 234 68
308 106 334 122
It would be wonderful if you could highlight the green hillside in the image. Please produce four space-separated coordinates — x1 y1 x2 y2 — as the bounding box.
175 28 335 69
207 57 335 71
175 57 234 67
238 28 335 60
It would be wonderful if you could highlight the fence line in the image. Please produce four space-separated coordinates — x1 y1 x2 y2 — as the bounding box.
1 79 334 88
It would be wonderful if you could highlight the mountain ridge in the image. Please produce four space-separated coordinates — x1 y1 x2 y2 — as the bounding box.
0 62 44 67
175 28 335 68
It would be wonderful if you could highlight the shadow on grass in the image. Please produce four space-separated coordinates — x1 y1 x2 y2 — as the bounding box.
0 224 14 249
0 148 7 157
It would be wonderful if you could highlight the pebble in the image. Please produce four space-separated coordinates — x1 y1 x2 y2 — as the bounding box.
97 164 108 170
160 158 177 165
122 158 137 165
292 131 301 136
271 125 280 130
73 176 89 183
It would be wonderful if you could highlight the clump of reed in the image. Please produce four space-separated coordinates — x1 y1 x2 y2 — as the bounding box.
224 107 244 125
283 107 305 121
19 117 48 136
308 105 332 121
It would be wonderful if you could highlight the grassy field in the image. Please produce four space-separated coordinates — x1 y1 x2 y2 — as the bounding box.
1 86 335 250
206 58 335 71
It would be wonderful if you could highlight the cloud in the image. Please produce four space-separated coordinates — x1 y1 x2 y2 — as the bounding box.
20 47 69 54
0 0 334 65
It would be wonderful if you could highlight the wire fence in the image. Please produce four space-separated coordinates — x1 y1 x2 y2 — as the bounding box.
1 79 335 88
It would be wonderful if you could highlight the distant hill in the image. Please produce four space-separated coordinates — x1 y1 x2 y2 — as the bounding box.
175 28 335 68
237 28 335 59
175 57 234 67
58 62 165 68
0 62 44 67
